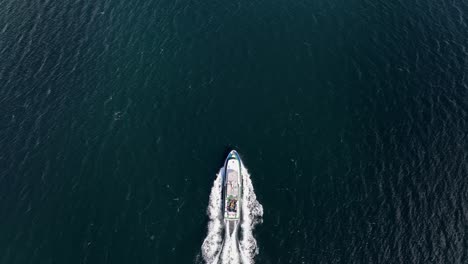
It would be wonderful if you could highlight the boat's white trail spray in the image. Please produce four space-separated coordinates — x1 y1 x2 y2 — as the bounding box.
201 165 263 264
201 169 224 264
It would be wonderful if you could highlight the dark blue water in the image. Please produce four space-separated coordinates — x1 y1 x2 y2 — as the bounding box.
1 0 468 263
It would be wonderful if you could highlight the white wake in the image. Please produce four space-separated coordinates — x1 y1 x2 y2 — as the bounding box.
201 165 263 264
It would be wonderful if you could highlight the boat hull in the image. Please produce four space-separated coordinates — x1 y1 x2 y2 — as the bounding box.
222 150 243 235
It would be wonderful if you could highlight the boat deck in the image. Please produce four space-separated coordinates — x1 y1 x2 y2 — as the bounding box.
226 169 240 197
224 157 241 220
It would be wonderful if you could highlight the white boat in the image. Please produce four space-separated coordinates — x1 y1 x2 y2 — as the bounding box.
222 150 242 236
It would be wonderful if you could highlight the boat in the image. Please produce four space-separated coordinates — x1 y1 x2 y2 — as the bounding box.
222 150 243 236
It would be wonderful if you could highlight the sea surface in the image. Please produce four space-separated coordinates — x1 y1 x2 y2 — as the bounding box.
1 0 468 263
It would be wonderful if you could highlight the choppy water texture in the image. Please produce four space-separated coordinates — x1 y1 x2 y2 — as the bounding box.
1 0 468 263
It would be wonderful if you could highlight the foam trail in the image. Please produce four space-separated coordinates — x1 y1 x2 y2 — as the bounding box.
201 169 224 264
201 165 263 264
239 166 263 263
221 232 240 263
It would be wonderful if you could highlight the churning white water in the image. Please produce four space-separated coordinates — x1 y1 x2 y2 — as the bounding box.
201 165 263 264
